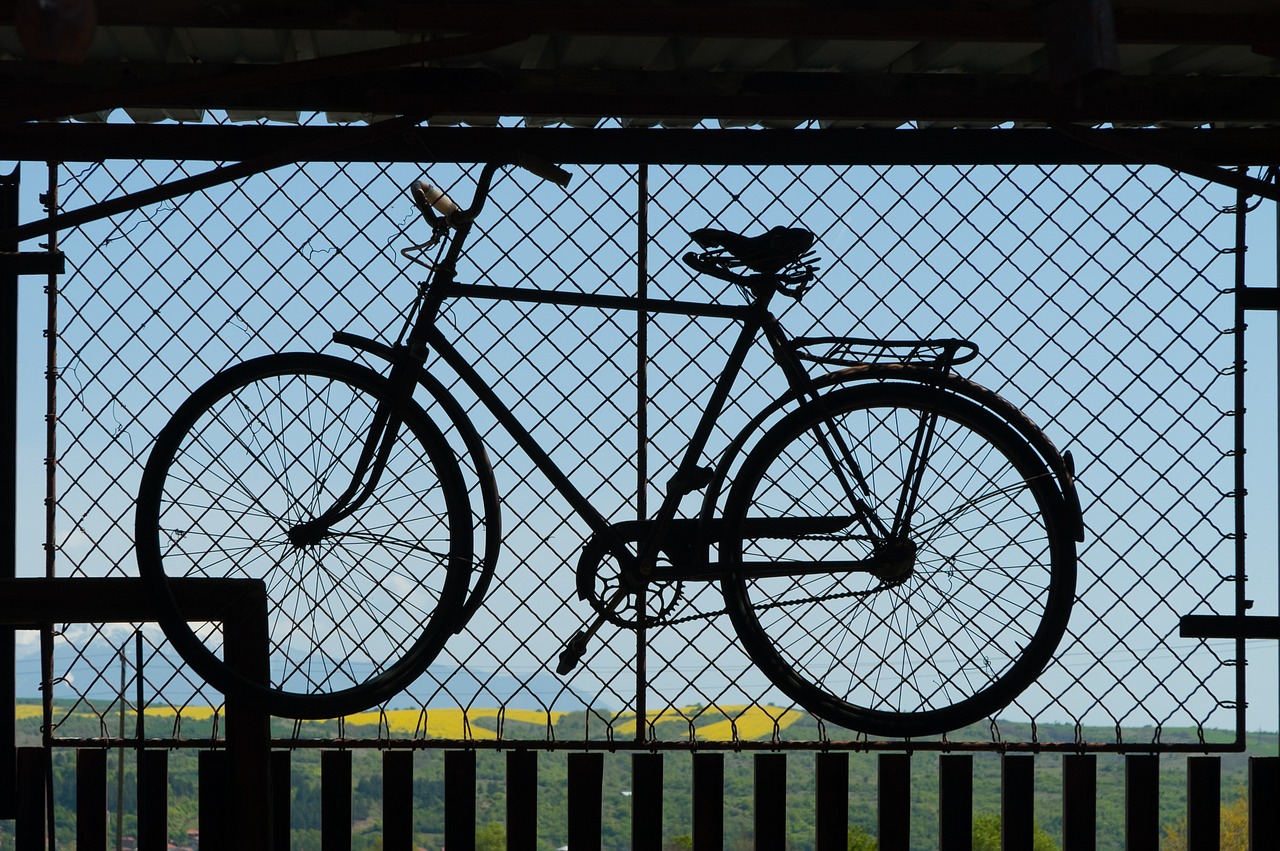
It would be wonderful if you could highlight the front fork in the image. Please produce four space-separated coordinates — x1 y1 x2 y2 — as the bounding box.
286 350 422 546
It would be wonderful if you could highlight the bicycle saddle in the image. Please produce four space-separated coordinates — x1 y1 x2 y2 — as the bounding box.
689 226 815 275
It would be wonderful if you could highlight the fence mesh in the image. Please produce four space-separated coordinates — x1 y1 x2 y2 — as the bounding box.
37 122 1248 750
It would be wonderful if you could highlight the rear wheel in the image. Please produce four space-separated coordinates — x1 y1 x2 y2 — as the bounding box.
721 382 1075 737
135 353 473 719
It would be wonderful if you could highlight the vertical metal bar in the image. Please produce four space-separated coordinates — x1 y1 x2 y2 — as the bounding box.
1002 754 1034 851
632 752 663 851
1250 757 1279 851
754 753 787 850
568 752 604 851
507 749 538 851
199 750 227 851
15 746 44 851
815 752 848 851
272 750 291 851
1232 169 1249 745
1124 754 1159 851
938 754 972 851
137 749 168 851
877 753 910 851
692 752 724 851
1063 754 1096 851
77 748 108 851
40 163 57 851
445 750 476 851
1187 756 1221 851
635 160 649 741
0 165 18 821
383 750 413 851
321 750 352 851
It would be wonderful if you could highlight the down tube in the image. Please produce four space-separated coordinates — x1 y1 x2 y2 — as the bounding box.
422 323 617 538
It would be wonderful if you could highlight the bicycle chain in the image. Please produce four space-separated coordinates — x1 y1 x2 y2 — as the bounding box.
654 580 896 627
616 534 890 627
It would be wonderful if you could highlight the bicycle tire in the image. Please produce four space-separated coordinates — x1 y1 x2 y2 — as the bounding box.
135 353 473 719
721 382 1075 737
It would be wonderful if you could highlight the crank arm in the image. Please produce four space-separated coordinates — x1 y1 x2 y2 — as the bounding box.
556 585 629 675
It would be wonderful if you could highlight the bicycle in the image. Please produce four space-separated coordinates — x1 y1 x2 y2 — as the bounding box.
135 155 1083 736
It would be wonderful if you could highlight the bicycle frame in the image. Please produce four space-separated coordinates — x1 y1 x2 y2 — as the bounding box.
310 162 950 640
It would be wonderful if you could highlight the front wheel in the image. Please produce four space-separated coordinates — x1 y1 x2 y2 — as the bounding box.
135 353 473 719
721 382 1076 737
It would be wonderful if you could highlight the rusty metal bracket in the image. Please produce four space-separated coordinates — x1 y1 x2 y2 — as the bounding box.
0 113 426 247
1054 122 1280 203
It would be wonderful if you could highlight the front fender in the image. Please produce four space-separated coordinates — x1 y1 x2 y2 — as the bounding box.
334 331 503 627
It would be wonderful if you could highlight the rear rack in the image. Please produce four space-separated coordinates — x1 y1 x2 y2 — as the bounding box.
789 336 978 370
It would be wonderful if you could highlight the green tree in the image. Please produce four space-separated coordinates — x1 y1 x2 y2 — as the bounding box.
1162 794 1249 851
973 814 1060 851
848 824 878 850
476 821 506 851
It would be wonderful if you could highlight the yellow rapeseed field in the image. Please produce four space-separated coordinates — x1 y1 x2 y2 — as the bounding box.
341 708 567 739
613 705 803 741
19 704 803 742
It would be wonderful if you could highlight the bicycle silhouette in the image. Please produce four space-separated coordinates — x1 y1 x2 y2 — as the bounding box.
136 155 1083 736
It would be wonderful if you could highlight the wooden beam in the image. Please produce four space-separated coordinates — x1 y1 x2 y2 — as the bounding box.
5 124 1280 171
6 66 1280 126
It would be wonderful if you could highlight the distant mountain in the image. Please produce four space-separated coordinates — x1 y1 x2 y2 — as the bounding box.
19 650 596 713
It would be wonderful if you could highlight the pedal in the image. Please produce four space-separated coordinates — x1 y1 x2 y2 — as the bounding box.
556 629 590 675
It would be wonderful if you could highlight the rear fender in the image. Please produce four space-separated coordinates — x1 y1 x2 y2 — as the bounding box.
700 364 1084 543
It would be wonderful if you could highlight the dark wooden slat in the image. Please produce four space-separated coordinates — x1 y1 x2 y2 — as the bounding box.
815 752 849 851
938 755 972 851
222 582 272 851
693 753 724 850
1250 757 1279 850
632 753 663 851
507 750 538 851
272 751 291 851
569 752 604 851
321 750 353 851
1187 756 1221 851
1124 754 1160 851
138 749 168 851
199 751 227 851
755 754 787 850
15 747 44 851
383 751 413 851
76 749 109 851
1063 755 1097 851
1002 754 1035 851
878 754 911 851
446 750 477 851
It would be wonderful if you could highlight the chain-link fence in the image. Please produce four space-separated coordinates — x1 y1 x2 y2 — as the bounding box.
34 123 1251 750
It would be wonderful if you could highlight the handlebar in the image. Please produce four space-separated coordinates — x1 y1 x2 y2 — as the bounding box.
410 153 573 231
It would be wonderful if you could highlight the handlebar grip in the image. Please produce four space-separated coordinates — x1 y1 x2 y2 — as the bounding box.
411 180 461 217
516 152 573 187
